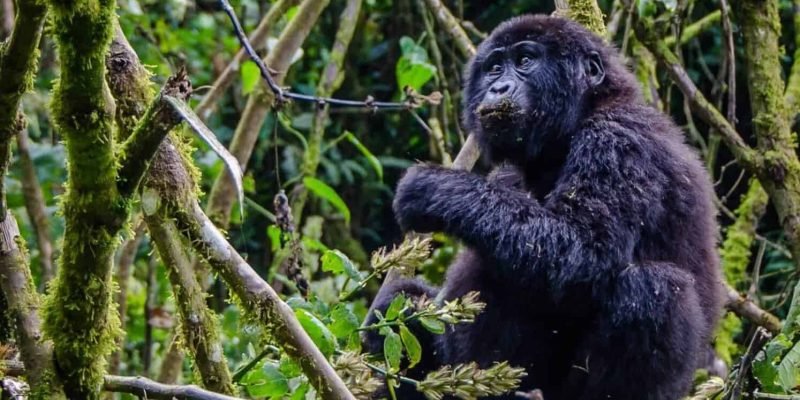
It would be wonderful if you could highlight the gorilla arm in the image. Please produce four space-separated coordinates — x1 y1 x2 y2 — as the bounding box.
393 125 665 295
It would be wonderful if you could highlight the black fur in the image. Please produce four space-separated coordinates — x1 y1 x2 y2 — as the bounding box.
366 15 723 400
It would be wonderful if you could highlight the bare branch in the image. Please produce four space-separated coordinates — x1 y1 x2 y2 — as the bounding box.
16 127 54 287
725 285 782 334
103 375 243 400
195 0 301 120
219 0 424 110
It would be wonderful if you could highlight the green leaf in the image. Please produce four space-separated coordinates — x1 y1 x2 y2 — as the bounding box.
754 334 793 393
329 304 360 339
290 380 310 400
779 342 800 392
303 177 351 224
240 60 260 95
267 225 281 252
321 250 361 280
384 330 403 371
244 361 289 398
396 36 436 92
279 354 303 378
295 308 337 357
344 131 383 181
419 316 445 335
400 324 422 368
385 294 406 321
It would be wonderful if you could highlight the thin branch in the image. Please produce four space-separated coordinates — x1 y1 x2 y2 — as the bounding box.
0 0 46 140
728 328 771 400
203 0 330 234
109 219 145 376
176 200 356 400
103 375 244 400
16 127 54 287
725 285 782 334
422 0 476 58
635 18 758 171
195 0 301 120
219 0 425 110
144 204 235 394
663 10 721 47
719 0 736 124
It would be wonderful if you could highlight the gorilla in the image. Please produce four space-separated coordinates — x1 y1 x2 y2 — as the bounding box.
365 15 723 400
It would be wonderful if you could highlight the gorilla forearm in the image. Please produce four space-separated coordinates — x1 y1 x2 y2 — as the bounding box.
394 130 660 292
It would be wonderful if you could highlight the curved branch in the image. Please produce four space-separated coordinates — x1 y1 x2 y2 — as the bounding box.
195 0 301 121
103 375 242 400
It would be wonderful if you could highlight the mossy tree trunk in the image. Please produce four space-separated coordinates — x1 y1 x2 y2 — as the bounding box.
40 1 127 396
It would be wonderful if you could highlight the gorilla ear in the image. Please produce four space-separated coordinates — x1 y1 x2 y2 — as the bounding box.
586 51 605 87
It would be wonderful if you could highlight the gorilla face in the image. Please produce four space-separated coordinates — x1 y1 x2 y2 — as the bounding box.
464 16 607 164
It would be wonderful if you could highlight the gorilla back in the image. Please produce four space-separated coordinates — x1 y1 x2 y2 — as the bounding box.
366 15 723 400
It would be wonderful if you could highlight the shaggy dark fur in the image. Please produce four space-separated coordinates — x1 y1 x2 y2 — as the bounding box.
366 15 723 400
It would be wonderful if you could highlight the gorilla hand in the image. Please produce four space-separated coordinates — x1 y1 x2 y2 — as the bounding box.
393 164 450 233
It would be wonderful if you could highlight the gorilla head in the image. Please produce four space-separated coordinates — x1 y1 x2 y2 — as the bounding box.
463 15 640 164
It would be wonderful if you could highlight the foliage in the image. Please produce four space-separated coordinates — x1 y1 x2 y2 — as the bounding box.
3 0 800 398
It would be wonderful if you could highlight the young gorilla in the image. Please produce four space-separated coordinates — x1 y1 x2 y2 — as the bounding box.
366 15 723 400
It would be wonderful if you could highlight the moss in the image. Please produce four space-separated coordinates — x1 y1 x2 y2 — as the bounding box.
41 0 130 397
566 0 606 37
720 180 769 288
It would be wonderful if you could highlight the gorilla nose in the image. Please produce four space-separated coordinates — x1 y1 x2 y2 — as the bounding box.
489 81 515 96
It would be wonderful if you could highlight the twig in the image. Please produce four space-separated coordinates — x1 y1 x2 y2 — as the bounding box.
725 285 782 334
195 0 301 120
104 375 244 400
728 327 771 400
219 0 420 110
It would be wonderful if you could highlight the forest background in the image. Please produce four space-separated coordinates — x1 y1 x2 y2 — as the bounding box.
0 0 798 399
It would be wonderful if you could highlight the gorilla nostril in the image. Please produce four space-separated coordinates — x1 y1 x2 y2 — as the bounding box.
490 81 514 95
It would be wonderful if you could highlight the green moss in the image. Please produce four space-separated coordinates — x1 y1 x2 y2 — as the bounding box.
720 179 769 288
714 313 742 365
41 0 130 397
566 0 606 37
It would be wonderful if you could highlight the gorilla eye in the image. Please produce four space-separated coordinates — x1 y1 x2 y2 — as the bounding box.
517 55 534 68
489 63 503 74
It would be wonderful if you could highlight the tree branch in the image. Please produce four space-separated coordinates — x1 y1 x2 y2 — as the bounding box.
422 0 476 58
106 27 233 390
0 210 64 397
15 127 54 287
663 10 721 47
144 201 235 394
635 18 758 171
206 0 330 230
0 0 46 140
785 0 800 120
725 284 782 334
195 0 301 121
103 375 242 400
117 70 192 197
175 199 355 400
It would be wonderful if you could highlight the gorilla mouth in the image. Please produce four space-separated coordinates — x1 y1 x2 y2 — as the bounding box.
475 97 527 135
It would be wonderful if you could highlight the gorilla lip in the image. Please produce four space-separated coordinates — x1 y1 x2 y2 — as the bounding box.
476 97 526 135
476 97 523 122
